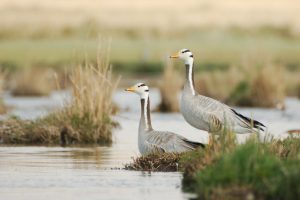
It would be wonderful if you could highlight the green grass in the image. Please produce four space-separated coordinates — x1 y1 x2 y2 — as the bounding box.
180 137 300 200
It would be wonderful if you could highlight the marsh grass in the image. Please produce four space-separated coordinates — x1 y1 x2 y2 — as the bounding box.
179 130 300 200
0 116 61 144
10 67 55 96
193 141 300 200
56 46 120 144
157 60 182 112
124 153 183 172
0 44 119 145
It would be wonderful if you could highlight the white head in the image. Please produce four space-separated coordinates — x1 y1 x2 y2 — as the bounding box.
125 82 149 99
169 48 194 64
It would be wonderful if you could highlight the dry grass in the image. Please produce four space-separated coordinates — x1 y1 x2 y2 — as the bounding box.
55 44 120 144
124 153 183 172
0 43 120 145
10 67 55 96
157 60 182 112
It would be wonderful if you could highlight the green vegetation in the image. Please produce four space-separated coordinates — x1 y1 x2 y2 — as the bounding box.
1 30 300 73
180 134 300 200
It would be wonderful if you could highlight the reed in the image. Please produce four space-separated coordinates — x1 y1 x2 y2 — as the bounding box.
0 44 120 145
157 60 182 112
53 43 120 144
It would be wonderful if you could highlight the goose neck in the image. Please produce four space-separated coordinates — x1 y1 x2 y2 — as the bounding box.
140 96 152 131
185 59 195 95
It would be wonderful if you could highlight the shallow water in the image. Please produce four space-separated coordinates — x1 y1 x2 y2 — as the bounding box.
0 89 300 199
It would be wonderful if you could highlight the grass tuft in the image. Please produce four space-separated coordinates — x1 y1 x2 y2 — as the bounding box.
0 43 119 145
124 153 182 172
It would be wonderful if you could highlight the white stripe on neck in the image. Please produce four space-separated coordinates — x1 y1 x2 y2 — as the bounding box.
185 58 195 95
141 94 150 130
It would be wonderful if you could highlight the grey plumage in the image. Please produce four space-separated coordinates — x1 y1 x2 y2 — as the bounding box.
126 83 204 155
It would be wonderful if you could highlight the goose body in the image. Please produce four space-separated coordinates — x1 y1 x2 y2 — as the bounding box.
126 83 204 155
170 49 266 135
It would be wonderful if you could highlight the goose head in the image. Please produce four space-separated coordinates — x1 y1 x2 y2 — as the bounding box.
125 82 149 99
170 48 194 64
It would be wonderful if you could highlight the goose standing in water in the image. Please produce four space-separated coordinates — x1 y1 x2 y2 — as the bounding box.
125 83 204 155
170 49 267 138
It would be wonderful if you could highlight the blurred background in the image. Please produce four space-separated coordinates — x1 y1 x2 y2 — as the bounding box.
0 2 300 199
0 0 300 110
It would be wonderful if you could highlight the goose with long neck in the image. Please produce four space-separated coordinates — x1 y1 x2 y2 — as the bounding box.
125 83 204 155
170 49 267 136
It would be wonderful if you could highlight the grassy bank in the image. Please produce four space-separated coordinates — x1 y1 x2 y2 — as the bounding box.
180 134 300 200
0 46 119 145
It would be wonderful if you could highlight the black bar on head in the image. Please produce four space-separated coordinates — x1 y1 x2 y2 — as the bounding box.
182 49 190 53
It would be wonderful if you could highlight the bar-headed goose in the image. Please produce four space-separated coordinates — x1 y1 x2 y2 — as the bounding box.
125 83 204 155
170 49 266 137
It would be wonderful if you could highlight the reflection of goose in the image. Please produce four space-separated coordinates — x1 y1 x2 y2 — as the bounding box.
170 49 266 137
125 83 204 155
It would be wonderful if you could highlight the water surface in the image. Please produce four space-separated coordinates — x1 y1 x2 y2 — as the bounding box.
1 89 299 199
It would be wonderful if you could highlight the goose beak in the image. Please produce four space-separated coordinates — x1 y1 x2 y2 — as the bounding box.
169 52 179 59
125 87 135 92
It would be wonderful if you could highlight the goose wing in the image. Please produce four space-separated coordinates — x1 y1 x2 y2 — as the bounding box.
145 130 204 153
193 94 266 133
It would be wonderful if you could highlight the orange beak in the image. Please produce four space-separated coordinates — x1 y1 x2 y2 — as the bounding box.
169 52 179 59
125 86 135 92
